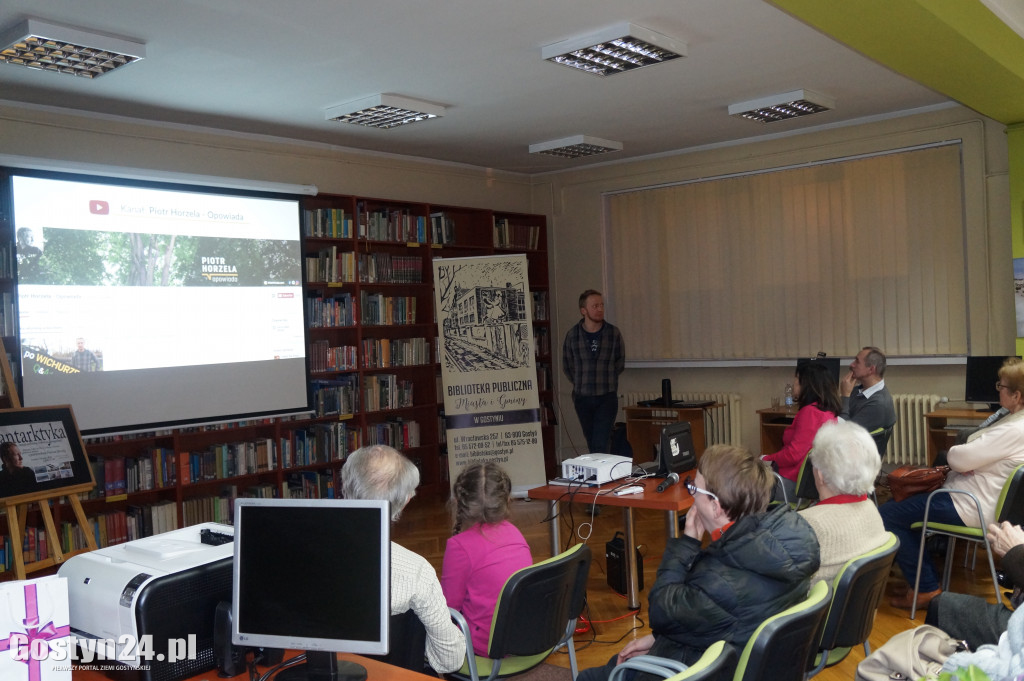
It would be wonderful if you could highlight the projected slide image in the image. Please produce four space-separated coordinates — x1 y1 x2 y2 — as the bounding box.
11 172 310 434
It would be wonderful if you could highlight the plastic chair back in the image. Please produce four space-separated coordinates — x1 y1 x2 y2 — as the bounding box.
995 464 1024 526
734 580 830 681
487 543 592 658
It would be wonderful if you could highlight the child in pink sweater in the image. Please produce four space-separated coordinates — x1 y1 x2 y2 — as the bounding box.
441 463 533 656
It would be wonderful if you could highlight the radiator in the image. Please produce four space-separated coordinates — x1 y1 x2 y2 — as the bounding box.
623 391 742 446
889 393 943 466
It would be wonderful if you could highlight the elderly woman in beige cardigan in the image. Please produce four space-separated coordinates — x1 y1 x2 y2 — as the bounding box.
799 420 888 586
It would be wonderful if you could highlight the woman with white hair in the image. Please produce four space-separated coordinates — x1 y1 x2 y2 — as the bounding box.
799 420 888 585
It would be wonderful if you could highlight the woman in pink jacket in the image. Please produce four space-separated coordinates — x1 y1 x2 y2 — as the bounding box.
762 361 841 500
441 462 533 656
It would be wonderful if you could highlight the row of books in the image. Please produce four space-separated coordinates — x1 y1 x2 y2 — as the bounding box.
306 247 357 284
94 449 178 499
362 337 430 368
363 374 414 412
304 207 354 238
537 363 552 391
430 212 456 245
358 253 424 284
0 292 13 337
532 291 549 321
183 439 277 483
493 219 542 250
309 340 358 373
535 327 551 357
307 291 356 328
285 422 360 467
360 292 417 326
285 470 336 499
311 376 360 417
358 205 428 244
367 419 421 449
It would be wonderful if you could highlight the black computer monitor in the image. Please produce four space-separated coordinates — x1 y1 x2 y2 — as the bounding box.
657 421 697 478
232 498 391 681
965 356 1021 410
796 356 841 385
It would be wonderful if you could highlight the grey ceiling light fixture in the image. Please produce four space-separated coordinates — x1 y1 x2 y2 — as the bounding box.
529 135 623 159
325 94 445 129
728 89 835 123
0 18 145 78
542 22 686 76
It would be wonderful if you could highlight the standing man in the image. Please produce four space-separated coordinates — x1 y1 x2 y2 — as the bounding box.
562 290 625 453
839 346 897 436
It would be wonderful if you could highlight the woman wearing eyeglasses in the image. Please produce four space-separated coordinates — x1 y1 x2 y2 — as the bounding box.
761 360 841 500
575 444 820 681
881 357 1024 610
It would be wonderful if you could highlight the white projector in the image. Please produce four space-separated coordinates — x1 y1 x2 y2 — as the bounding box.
561 454 633 484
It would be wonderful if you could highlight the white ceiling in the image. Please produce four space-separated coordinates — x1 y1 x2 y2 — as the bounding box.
0 0 953 175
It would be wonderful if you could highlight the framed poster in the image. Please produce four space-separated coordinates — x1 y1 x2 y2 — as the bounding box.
0 405 94 503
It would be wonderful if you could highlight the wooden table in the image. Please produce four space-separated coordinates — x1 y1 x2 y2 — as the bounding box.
527 477 694 610
72 652 434 681
757 406 797 455
924 408 994 464
623 404 717 466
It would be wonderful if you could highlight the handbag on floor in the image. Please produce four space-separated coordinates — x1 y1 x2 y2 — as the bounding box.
856 624 967 681
887 464 951 503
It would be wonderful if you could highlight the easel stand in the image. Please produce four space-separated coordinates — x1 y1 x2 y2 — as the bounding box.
0 351 97 579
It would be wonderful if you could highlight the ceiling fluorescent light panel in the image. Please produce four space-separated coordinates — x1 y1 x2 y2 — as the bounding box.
728 89 835 123
325 94 445 129
0 18 145 78
529 135 623 159
542 22 686 76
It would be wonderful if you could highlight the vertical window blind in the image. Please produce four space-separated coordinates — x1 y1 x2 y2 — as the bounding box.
607 144 966 361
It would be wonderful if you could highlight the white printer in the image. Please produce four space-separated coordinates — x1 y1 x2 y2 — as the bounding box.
57 522 234 681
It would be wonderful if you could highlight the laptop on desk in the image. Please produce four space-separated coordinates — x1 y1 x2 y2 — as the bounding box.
639 421 698 478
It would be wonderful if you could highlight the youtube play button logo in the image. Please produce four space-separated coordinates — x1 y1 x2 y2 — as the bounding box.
89 199 109 215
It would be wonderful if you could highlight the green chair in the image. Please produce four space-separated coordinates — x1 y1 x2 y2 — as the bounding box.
732 580 831 681
791 456 818 510
448 543 591 681
607 641 738 681
807 533 899 677
908 463 1024 618
869 425 894 458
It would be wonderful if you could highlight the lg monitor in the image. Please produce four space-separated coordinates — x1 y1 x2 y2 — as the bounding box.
232 498 391 681
965 356 1021 411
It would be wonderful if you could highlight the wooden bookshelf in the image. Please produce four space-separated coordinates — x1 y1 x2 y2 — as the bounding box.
0 192 550 575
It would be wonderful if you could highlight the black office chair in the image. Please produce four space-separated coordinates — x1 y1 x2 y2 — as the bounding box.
791 456 819 510
363 609 428 673
807 533 899 677
448 543 592 681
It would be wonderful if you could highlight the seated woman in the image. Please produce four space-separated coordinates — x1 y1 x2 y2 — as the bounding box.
799 420 888 585
762 361 840 500
441 462 533 656
882 357 1024 610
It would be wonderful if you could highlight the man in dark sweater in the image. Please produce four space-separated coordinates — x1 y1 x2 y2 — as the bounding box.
576 445 821 681
839 347 897 448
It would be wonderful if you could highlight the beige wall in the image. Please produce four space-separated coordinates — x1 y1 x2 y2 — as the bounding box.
0 103 537 212
0 102 1013 458
532 106 1014 456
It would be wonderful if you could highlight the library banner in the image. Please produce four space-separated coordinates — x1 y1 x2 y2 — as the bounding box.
433 254 545 494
